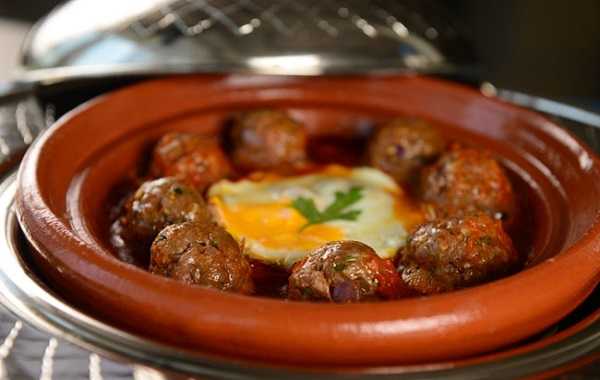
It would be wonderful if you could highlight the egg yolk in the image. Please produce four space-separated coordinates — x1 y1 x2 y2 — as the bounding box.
211 198 343 251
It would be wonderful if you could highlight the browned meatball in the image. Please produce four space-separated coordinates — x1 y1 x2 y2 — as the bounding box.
120 177 211 241
150 221 253 293
399 213 518 294
230 110 308 172
420 146 516 220
150 132 232 191
368 118 445 184
288 241 404 302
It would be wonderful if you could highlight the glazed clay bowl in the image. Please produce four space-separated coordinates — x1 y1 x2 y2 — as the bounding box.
16 75 600 367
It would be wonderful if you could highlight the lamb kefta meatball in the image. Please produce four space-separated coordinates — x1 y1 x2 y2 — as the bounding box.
150 221 253 293
288 241 403 302
420 146 516 220
230 109 308 172
150 132 232 191
120 177 211 241
399 213 518 294
368 118 445 184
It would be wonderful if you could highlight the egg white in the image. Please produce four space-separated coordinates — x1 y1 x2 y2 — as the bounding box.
208 165 421 267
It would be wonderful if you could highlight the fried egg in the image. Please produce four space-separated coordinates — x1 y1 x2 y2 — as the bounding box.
208 165 423 267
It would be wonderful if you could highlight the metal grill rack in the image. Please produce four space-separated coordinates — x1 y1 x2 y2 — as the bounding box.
126 0 459 42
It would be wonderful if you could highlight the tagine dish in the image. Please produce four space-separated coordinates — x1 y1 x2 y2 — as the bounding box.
17 76 600 364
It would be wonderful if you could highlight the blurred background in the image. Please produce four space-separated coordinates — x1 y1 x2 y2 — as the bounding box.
0 0 599 110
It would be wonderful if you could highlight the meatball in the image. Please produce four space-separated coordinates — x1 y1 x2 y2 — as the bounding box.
120 177 211 241
399 213 518 294
420 146 516 220
150 132 232 191
368 118 445 184
150 221 253 293
288 241 403 302
230 109 308 172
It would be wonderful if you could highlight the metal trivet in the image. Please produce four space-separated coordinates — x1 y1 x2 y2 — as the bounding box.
0 95 141 380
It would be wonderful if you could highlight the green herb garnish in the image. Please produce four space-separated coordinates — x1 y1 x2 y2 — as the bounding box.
478 235 494 246
333 261 346 272
208 236 219 249
292 186 363 231
333 255 358 272
301 287 315 298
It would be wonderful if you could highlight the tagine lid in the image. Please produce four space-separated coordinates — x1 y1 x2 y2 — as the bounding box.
20 0 474 79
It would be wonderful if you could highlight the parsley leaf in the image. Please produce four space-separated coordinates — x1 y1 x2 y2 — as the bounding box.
291 197 321 222
292 186 364 231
